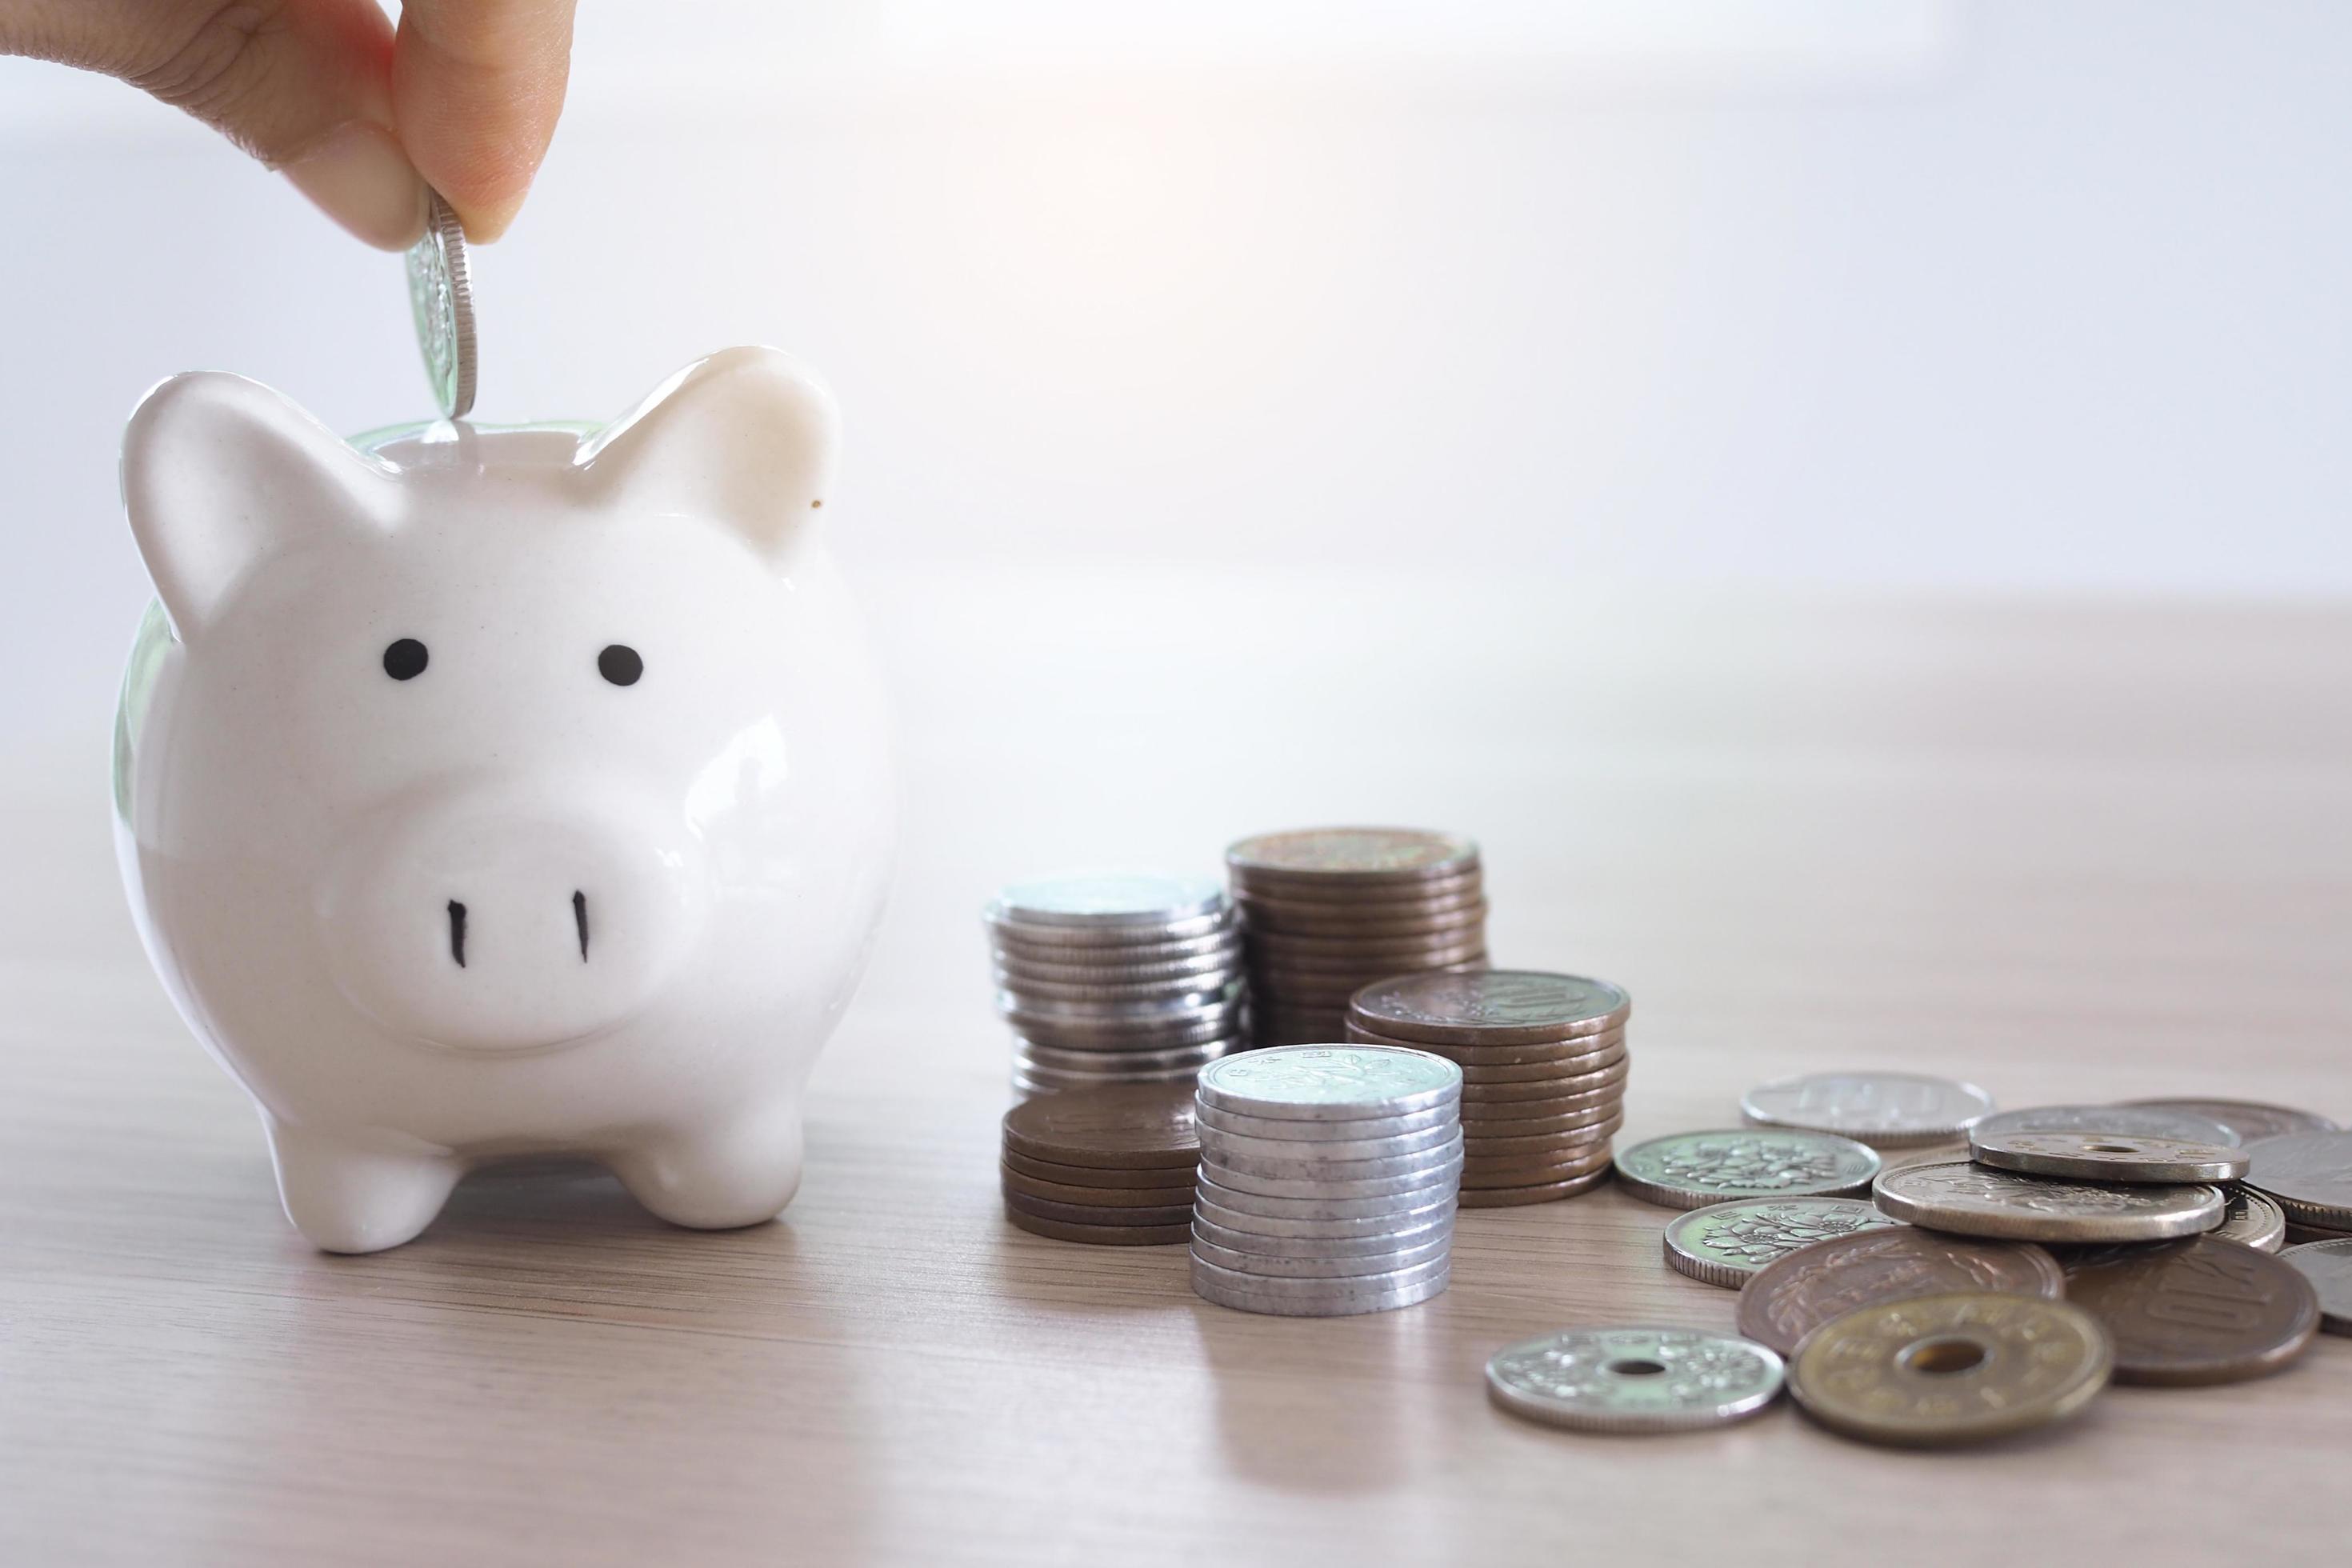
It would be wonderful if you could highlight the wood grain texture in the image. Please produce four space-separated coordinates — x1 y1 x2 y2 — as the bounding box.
3 580 2348 1566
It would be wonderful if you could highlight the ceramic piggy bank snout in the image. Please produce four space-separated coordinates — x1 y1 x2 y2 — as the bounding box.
114 347 895 1254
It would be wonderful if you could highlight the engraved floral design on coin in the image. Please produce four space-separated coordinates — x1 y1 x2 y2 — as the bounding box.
2280 1239 2352 1335
1787 1292 2111 1447
1967 1130 2250 1185
1614 1130 1881 1210
1662 1198 1902 1289
2059 1237 2319 1385
1195 1045 1462 1121
1739 1072 1994 1148
1484 1328 1784 1433
403 188 476 419
1735 1227 2066 1357
1972 1104 2239 1148
1349 970 1631 1044
2245 1131 2352 1230
1870 1160 2225 1242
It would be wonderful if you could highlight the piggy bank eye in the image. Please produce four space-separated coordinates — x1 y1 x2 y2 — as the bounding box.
382 638 429 681
598 644 644 686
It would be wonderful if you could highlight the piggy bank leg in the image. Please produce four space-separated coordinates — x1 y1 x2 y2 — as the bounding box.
607 1103 806 1230
265 1117 464 1254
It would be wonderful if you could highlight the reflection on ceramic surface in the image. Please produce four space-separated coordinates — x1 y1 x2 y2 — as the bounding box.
114 347 896 1253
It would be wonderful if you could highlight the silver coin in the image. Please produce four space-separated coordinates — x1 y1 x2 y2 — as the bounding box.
404 188 476 419
998 981 1243 1022
1191 1212 1454 1258
988 909 1234 950
1191 1261 1450 1318
1198 1159 1463 1207
1872 1160 2226 1242
1195 1193 1456 1239
994 946 1242 985
1190 1230 1452 1279
997 970 1239 1005
2213 1188 2288 1253
1614 1130 1882 1211
1013 1034 1237 1070
1969 1129 2249 1185
1485 1328 1784 1434
1013 1050 1233 1085
2246 1131 2352 1230
1198 1123 1461 1171
1189 1250 1450 1298
1662 1198 1902 1289
1204 1170 1458 1222
1010 1006 1243 1053
1196 1101 1456 1143
988 871 1226 928
2280 1239 2352 1334
1740 1072 1994 1148
1973 1105 2240 1149
2120 1098 2341 1144
1196 1044 1462 1122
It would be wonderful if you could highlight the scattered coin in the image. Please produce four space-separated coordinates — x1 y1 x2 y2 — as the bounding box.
1662 1197 1902 1290
1973 1104 2240 1148
1000 1082 1200 1171
1485 1328 1785 1434
1614 1130 1882 1210
404 187 477 419
2121 1098 2341 1144
1787 1292 2111 1446
2280 1239 2352 1335
2245 1131 2352 1230
1735 1226 2066 1356
2058 1237 2319 1385
2212 1187 2289 1253
1739 1071 1994 1148
1968 1130 2250 1185
1871 1160 2226 1242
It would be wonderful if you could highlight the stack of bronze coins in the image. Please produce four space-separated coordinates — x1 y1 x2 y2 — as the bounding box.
1190 1046 1464 1315
1225 828 1488 1047
985 872 1248 1100
999 1082 1200 1245
1346 970 1630 1207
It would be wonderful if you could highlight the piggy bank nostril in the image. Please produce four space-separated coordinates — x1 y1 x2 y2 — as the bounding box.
446 899 468 968
573 890 590 962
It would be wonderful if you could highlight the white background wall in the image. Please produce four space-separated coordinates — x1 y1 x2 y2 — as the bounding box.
2 1 2349 744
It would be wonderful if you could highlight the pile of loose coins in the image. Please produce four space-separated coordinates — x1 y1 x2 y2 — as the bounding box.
1226 828 1490 1046
985 873 1247 1099
998 1082 1201 1244
1190 1046 1465 1315
1475 1073 2350 1445
1346 970 1630 1207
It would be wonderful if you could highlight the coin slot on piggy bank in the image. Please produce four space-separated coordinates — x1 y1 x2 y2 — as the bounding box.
113 346 895 1254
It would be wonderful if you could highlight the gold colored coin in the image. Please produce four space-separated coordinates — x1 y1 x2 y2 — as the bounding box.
1788 1291 2112 1447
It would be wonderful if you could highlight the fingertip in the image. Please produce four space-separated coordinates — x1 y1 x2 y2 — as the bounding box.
282 122 429 250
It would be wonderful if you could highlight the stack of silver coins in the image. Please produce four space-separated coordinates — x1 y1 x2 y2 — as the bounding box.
986 872 1248 1099
1226 828 1489 1046
1189 1045 1464 1316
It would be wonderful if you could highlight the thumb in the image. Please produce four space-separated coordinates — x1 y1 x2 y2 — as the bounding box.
2 0 425 249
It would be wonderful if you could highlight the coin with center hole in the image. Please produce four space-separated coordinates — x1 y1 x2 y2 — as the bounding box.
2280 1239 2352 1334
2058 1237 2319 1385
1969 1129 2250 1184
2245 1131 2352 1230
1662 1198 1902 1289
1485 1328 1784 1434
1614 1130 1882 1210
1972 1104 2239 1148
1735 1226 2065 1356
1872 1160 2225 1242
1787 1292 2110 1447
2118 1098 2341 1143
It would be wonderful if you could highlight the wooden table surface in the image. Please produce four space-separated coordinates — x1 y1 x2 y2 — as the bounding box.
4 574 2346 1566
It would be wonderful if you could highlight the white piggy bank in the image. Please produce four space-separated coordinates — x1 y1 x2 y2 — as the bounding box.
112 347 895 1253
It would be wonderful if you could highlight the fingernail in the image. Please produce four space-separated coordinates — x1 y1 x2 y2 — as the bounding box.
282 123 426 250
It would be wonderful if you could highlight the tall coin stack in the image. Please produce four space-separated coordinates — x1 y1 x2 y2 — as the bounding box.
1190 1045 1465 1316
1225 828 1489 1047
986 872 1248 1099
1346 970 1630 1208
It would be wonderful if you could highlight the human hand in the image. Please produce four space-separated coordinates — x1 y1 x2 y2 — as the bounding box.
1 0 578 248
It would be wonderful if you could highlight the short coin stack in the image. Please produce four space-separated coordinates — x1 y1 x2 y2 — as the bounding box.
1346 970 1630 1207
1226 828 1488 1046
985 872 1247 1099
1000 1082 1200 1245
1190 1045 1464 1315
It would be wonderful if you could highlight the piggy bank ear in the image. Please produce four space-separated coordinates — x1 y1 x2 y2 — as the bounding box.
575 346 839 568
122 373 398 640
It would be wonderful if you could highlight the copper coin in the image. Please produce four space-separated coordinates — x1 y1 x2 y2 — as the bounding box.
1347 1024 1628 1068
1002 1149 1201 1190
1347 970 1631 1046
1787 1293 2110 1448
2058 1236 2319 1385
1459 1097 1626 1130
1453 1051 1630 1086
999 1167 1197 1208
1226 826 1478 880
1736 1226 2066 1357
1000 1082 1199 1170
2285 1222 2352 1246
1234 895 1488 938
1458 1062 1630 1103
2122 1098 2341 1143
2281 1239 2352 1334
1004 1207 1190 1246
1001 1189 1194 1227
1457 1168 1615 1207
1246 924 1490 961
1459 1151 1615 1190
1461 1117 1626 1155
2246 1131 2352 1230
